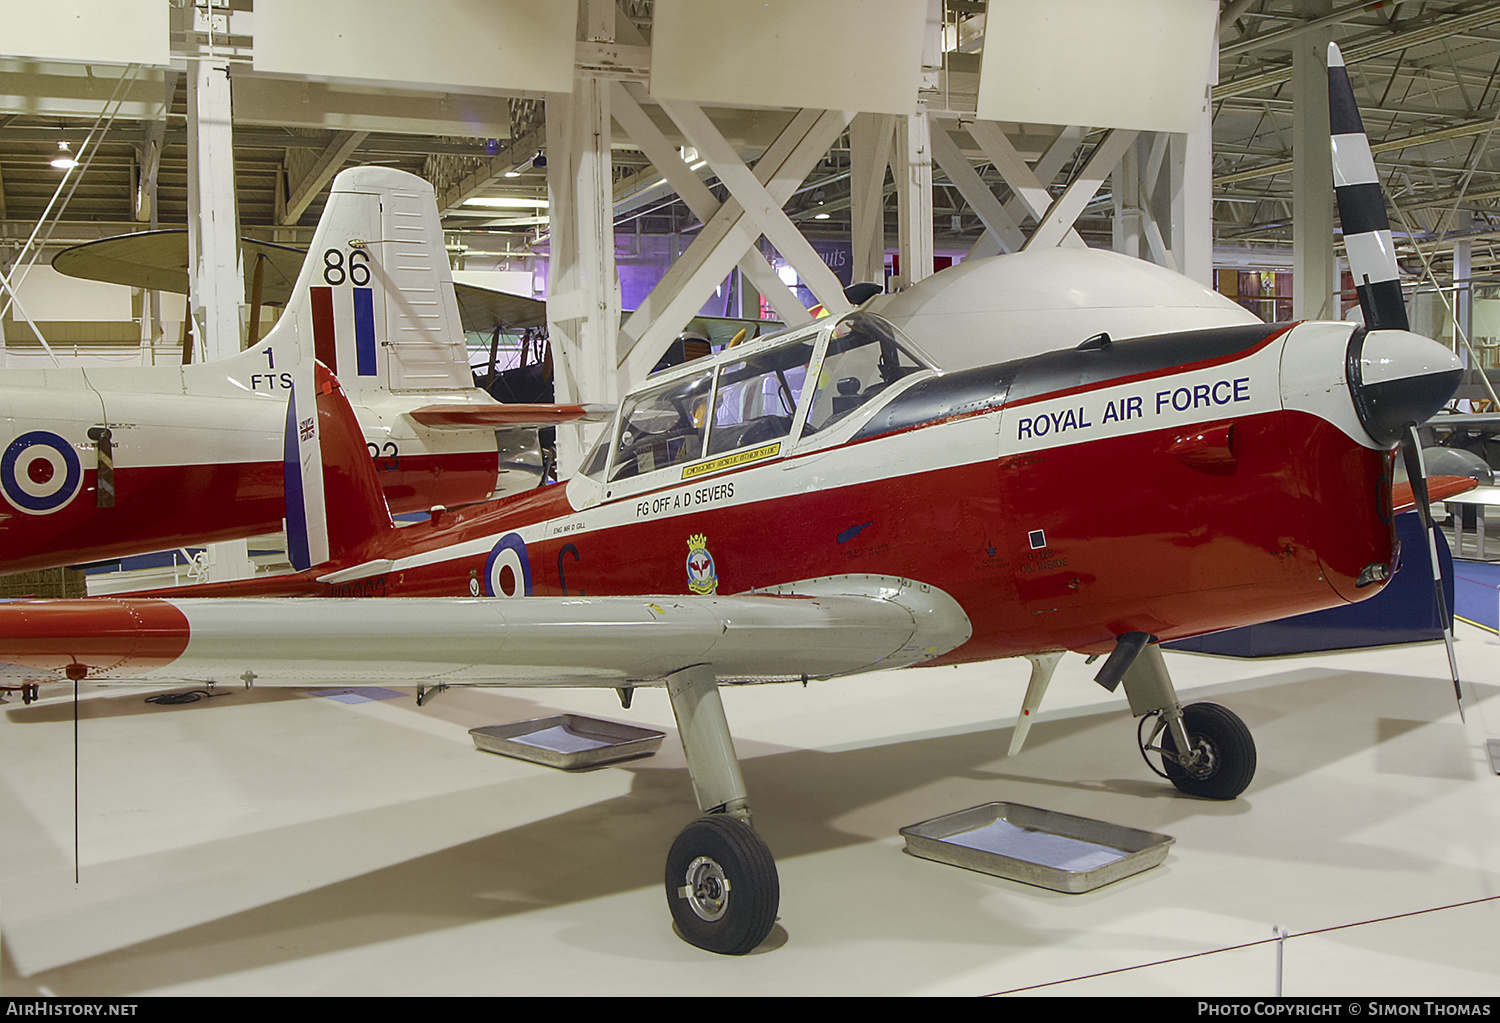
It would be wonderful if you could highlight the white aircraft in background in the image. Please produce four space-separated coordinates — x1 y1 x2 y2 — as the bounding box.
0 167 603 574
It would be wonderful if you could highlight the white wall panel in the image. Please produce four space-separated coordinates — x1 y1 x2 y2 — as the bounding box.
976 0 1217 133
233 77 514 137
254 0 576 95
0 0 169 67
11 266 133 322
649 0 925 114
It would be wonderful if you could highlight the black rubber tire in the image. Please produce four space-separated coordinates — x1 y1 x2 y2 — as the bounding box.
1160 702 1256 800
665 814 779 955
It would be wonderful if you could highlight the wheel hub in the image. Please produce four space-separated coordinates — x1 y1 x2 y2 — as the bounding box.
1178 738 1218 779
677 855 732 922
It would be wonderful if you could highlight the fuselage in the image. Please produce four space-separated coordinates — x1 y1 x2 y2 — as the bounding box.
0 359 514 573
186 312 1409 663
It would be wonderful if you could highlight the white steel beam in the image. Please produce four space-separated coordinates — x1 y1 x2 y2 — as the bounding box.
281 131 369 226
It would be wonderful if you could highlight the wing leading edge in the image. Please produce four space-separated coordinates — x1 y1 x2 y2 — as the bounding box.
0 577 971 689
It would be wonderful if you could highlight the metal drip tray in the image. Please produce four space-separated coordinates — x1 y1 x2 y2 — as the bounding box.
900 802 1174 893
470 715 665 770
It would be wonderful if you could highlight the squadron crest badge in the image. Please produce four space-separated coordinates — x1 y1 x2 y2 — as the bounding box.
686 534 718 595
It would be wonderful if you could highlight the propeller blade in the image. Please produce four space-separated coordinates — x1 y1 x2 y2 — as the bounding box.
1328 42 1409 332
1402 426 1466 721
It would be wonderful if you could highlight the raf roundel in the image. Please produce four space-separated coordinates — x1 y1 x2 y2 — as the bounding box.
1 430 84 515
484 532 534 597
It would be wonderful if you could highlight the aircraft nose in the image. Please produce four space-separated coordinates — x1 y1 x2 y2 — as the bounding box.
1347 329 1463 447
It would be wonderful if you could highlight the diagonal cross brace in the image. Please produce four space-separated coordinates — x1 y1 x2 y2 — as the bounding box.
1025 128 1140 251
617 106 850 380
658 97 853 317
612 83 809 325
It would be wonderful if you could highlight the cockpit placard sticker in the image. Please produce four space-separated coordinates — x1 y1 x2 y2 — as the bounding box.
682 442 780 480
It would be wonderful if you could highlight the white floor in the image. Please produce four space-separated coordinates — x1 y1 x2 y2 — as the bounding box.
2 628 1498 997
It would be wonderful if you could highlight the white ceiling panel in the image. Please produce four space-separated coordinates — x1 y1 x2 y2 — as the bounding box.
254 0 577 96
649 0 926 115
976 0 1217 133
0 0 169 67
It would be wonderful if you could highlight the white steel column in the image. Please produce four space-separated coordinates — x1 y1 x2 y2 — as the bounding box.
1169 110 1213 285
546 80 619 476
1455 210 1473 357
1292 0 1337 320
186 59 243 362
1113 137 1144 259
849 112 895 285
545 0 620 477
188 53 252 583
892 110 934 290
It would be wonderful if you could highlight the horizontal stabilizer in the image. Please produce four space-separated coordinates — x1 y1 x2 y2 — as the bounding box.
409 402 615 429
0 580 970 689
1393 474 1478 515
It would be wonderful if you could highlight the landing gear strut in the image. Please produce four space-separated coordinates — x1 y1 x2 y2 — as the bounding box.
662 665 779 954
1098 634 1257 800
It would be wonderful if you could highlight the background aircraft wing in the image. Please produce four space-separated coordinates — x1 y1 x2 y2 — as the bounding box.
1393 474 1479 513
51 230 306 306
52 231 548 333
0 582 970 689
407 402 615 429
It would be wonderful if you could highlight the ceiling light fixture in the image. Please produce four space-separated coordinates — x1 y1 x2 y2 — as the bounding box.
460 196 550 209
51 141 77 170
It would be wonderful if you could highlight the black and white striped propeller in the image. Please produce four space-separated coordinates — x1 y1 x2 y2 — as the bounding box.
1328 41 1466 721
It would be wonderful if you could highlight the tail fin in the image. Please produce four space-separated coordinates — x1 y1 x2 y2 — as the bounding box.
257 166 473 398
284 362 394 572
1328 42 1409 331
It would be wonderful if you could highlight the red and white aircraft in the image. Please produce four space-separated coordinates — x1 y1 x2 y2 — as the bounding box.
0 44 1471 955
0 166 593 574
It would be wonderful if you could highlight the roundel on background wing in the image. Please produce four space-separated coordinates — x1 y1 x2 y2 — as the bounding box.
1 431 83 515
484 532 534 597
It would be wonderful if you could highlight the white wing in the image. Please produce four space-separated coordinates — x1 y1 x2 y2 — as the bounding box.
0 577 970 689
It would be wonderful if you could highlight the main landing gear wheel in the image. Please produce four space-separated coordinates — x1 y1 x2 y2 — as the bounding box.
1149 702 1257 800
666 814 779 955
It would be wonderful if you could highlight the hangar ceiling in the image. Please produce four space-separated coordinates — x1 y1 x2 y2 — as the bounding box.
0 1 1498 281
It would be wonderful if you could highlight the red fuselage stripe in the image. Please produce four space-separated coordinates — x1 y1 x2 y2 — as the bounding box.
311 286 338 373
